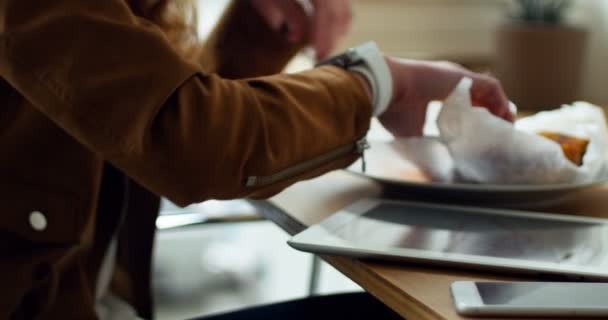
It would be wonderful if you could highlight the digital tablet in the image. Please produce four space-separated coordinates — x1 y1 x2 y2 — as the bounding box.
288 199 608 280
451 281 608 317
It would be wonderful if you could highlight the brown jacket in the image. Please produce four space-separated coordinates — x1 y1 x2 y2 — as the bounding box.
0 0 372 319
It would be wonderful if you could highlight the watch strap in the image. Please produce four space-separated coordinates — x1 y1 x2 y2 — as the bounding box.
316 42 392 116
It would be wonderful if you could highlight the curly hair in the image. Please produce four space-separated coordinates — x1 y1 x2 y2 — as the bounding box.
128 0 200 55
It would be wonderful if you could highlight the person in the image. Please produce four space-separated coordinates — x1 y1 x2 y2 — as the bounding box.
0 0 513 319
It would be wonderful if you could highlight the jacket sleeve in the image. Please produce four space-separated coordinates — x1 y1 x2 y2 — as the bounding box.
196 0 305 78
0 0 372 206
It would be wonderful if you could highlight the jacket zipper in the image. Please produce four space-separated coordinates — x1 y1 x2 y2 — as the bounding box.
246 137 369 188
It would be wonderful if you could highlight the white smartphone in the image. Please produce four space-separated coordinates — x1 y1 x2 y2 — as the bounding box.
451 281 608 317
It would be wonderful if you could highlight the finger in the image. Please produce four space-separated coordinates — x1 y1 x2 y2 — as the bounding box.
476 71 515 121
310 0 334 60
470 75 513 122
470 78 503 113
335 0 353 37
310 0 351 60
471 86 511 121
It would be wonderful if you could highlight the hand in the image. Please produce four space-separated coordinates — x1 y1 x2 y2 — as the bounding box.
379 57 514 137
250 0 353 60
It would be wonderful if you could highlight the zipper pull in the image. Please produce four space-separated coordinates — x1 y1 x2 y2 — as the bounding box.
355 138 370 173
246 176 257 187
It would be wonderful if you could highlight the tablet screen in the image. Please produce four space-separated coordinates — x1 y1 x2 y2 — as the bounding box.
332 203 607 266
476 282 608 306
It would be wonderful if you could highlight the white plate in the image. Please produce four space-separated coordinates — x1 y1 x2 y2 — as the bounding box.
348 140 608 208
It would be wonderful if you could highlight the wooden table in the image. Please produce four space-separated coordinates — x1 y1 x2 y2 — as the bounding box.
250 169 608 320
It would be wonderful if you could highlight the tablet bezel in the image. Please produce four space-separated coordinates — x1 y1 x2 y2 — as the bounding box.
288 198 608 280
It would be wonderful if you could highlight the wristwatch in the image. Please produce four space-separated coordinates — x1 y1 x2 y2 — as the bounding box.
316 42 392 116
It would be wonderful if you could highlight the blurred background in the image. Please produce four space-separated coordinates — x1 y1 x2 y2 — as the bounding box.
154 1 608 319
154 200 360 320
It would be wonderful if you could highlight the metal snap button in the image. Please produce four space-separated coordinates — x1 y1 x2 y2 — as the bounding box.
29 211 47 231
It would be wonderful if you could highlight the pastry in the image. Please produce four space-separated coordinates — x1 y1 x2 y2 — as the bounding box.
538 131 589 166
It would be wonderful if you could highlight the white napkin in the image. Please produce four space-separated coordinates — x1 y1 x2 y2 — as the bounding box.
394 78 608 184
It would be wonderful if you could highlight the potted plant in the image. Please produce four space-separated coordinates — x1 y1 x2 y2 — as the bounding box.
494 0 588 111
